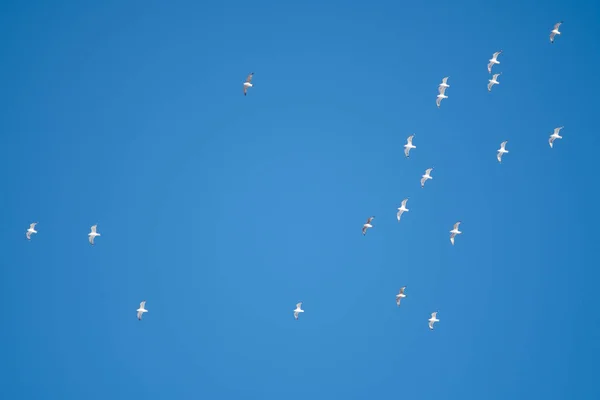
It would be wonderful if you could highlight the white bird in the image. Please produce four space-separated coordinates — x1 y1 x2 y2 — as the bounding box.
450 222 462 245
243 72 254 96
396 287 407 306
293 302 304 320
397 199 409 222
137 301 148 320
362 216 375 235
497 141 509 163
404 135 416 157
88 224 101 245
487 50 502 73
549 126 564 148
436 86 448 108
550 21 563 43
438 77 450 91
488 73 501 92
421 168 433 188
26 223 38 240
428 312 439 330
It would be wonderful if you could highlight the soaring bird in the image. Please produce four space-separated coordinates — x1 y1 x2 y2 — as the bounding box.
26 223 38 240
362 216 375 235
137 301 148 320
397 199 409 222
497 141 509 163
450 222 462 245
396 287 407 307
549 126 564 148
488 73 501 92
428 312 440 330
293 302 304 320
436 86 448 108
488 50 502 73
550 21 563 43
421 168 433 188
404 135 416 157
88 224 101 245
243 72 254 96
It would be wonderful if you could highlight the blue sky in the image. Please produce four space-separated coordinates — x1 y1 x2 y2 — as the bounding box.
1 0 599 398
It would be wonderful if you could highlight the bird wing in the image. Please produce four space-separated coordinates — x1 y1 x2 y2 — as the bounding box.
436 96 442 107
549 136 555 147
493 51 502 59
29 223 37 229
500 141 507 150
296 302 302 309
554 22 562 30
450 236 455 245
497 152 502 162
407 135 414 145
420 176 427 187
401 198 408 208
294 311 299 320
493 73 500 80
429 320 434 329
487 61 493 73
89 235 95 245
425 168 433 175
438 85 447 95
400 286 406 294
453 222 461 230
90 225 97 234
243 86 248 95
487 81 494 91
441 77 448 85
246 72 254 83
431 312 437 318
140 301 146 309
554 127 563 135
26 231 31 239
137 310 143 320
367 217 374 224
550 32 556 42
396 297 401 306
404 146 410 157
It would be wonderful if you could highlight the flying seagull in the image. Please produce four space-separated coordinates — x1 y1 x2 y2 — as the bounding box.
550 21 563 43
404 135 416 157
488 50 502 74
428 312 440 330
450 222 462 245
438 77 450 91
396 287 407 306
549 126 564 148
421 168 433 188
488 73 501 92
497 141 509 163
294 302 304 320
243 72 254 96
362 216 375 235
436 86 448 108
137 301 148 320
26 223 38 240
88 224 101 245
397 199 409 222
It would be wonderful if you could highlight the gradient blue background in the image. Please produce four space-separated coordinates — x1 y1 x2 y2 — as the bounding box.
1 0 599 398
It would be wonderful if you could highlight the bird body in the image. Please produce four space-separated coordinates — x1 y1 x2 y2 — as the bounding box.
497 141 509 162
549 126 564 148
436 78 449 107
396 287 407 306
26 223 38 240
550 21 563 43
428 312 440 330
88 224 101 245
137 301 148 320
294 302 304 320
488 73 501 92
397 199 409 222
488 50 502 73
421 168 434 188
450 222 462 245
404 135 416 157
243 72 254 95
362 216 375 235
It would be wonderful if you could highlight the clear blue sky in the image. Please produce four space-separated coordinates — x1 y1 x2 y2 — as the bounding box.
1 0 599 398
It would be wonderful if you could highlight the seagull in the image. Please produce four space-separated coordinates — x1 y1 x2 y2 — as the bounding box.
438 77 450 91
549 126 564 148
428 312 440 330
488 73 501 92
88 224 101 245
26 223 38 240
450 222 462 245
497 141 509 163
550 21 563 43
243 72 254 96
421 168 433 188
404 135 416 157
436 86 448 108
362 216 375 235
294 302 304 320
397 199 409 222
396 287 407 306
137 301 148 320
488 50 502 73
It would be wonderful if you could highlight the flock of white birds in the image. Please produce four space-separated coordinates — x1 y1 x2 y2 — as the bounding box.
24 21 566 327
